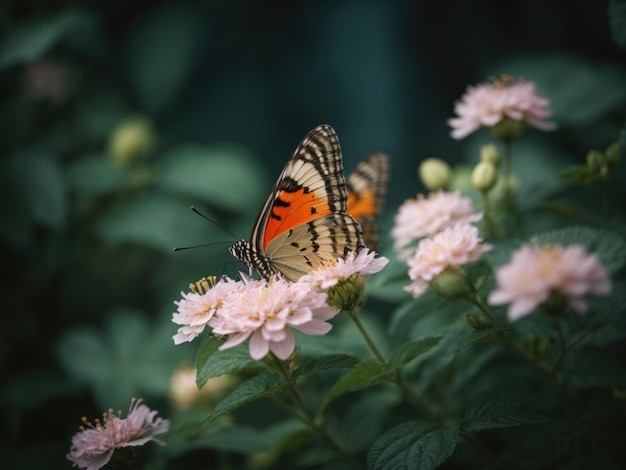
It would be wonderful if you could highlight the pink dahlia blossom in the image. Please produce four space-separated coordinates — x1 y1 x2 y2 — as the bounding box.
404 224 492 298
488 244 612 321
67 398 170 470
448 76 556 139
172 276 241 344
209 276 339 360
391 191 483 260
299 249 389 290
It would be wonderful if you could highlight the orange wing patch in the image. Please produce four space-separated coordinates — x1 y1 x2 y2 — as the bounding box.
346 187 377 221
346 153 390 251
263 188 331 250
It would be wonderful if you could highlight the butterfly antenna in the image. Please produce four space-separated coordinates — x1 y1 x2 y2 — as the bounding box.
173 241 232 252
190 205 240 241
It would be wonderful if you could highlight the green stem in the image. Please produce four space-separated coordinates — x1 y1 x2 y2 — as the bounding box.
480 191 497 239
347 309 495 459
550 323 599 374
504 140 512 188
348 310 386 362
269 354 362 470
464 295 554 379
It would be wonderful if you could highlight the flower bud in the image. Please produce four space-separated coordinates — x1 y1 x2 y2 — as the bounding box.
605 141 620 168
586 149 604 173
465 313 490 330
430 269 474 301
419 158 451 191
471 161 498 193
492 174 520 201
480 143 501 167
326 273 365 312
169 366 236 411
108 116 156 166
490 117 524 142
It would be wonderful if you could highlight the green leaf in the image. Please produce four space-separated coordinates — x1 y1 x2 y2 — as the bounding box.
619 125 626 161
157 144 268 213
96 191 221 252
198 424 284 454
338 389 400 453
9 153 67 230
610 0 626 49
558 165 595 186
534 226 626 275
388 337 442 368
580 281 626 346
125 3 205 113
456 324 510 354
204 375 289 424
462 395 547 432
367 421 458 470
561 347 626 389
0 10 88 68
66 155 131 195
322 360 392 410
195 339 266 388
291 354 360 379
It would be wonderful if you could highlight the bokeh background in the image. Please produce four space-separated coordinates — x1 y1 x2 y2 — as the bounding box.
1 0 625 468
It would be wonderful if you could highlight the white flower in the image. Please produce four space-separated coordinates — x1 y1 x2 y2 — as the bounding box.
404 224 492 298
67 399 169 470
391 191 482 260
448 76 556 140
299 249 389 289
172 276 240 344
209 276 339 360
488 244 612 321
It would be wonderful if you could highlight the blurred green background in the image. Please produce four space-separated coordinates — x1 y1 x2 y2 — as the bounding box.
1 0 625 468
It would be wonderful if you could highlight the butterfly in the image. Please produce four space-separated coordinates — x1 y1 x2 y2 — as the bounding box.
346 153 390 252
229 124 365 282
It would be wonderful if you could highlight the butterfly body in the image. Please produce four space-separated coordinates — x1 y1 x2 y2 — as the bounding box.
230 125 365 282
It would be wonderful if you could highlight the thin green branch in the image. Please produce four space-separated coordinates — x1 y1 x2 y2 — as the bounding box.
268 354 362 470
347 309 495 460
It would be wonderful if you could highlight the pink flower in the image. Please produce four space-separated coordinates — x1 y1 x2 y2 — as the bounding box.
448 76 556 139
67 398 169 470
209 276 339 360
404 224 492 298
299 249 389 289
488 244 612 321
23 60 68 104
391 191 483 260
172 277 240 344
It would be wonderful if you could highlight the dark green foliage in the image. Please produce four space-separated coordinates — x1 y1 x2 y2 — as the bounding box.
2 1 626 470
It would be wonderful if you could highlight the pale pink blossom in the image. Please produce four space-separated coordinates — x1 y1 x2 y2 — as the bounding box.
299 249 389 289
448 77 556 139
404 224 492 298
488 244 612 321
23 60 68 104
209 276 339 360
391 191 482 260
67 398 169 470
172 277 241 344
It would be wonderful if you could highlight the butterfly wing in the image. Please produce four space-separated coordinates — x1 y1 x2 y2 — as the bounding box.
229 124 364 281
346 153 390 251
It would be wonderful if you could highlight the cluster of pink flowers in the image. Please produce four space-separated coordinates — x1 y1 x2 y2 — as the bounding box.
172 249 388 360
448 75 556 139
391 190 483 260
489 244 612 321
67 398 169 470
404 224 492 298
